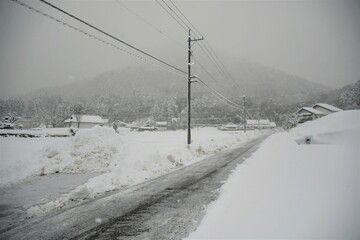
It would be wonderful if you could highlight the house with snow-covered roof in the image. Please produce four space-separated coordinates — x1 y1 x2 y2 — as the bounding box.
295 107 326 123
246 119 276 129
312 103 342 115
64 115 108 128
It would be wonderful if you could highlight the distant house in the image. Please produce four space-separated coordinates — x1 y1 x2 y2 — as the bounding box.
295 107 326 123
64 115 108 128
312 103 342 115
219 123 238 131
155 121 168 130
246 119 276 129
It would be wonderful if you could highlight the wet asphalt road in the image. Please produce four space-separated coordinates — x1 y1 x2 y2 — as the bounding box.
1 134 269 240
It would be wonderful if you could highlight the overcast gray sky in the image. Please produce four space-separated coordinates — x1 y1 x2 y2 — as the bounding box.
0 0 359 98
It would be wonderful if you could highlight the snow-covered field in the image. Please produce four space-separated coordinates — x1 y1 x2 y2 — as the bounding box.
188 110 360 239
0 127 267 217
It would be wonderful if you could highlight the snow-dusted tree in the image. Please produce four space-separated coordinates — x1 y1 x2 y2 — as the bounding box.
150 101 162 121
283 114 300 130
71 102 84 128
166 98 178 120
339 80 360 109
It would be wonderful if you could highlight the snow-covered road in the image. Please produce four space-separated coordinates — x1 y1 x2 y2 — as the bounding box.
0 134 270 240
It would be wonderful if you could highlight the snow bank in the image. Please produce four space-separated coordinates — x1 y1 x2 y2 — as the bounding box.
0 126 120 187
293 110 360 144
0 125 267 217
40 126 122 175
188 110 360 239
0 128 73 137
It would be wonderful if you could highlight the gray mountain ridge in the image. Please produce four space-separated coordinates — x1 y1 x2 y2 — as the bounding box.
29 57 330 104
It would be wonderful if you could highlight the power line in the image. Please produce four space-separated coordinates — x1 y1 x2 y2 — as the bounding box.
154 0 188 33
167 0 243 93
195 42 240 94
168 0 202 38
37 0 186 75
197 40 243 93
196 78 243 110
155 1 239 95
153 1 243 110
10 0 186 78
160 0 193 34
203 40 240 87
193 56 228 93
12 0 242 111
115 0 184 49
197 81 243 111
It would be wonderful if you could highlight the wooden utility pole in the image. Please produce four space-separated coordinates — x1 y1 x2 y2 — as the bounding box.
242 95 246 133
187 29 203 144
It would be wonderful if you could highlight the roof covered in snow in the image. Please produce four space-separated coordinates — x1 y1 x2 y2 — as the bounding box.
246 119 271 125
312 103 342 112
64 115 107 124
296 107 326 115
156 121 168 126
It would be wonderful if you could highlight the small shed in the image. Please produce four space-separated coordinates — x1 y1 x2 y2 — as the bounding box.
64 115 108 129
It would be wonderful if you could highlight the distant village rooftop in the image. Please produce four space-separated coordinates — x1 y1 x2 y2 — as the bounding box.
64 115 108 128
312 103 343 113
64 115 107 124
296 107 326 116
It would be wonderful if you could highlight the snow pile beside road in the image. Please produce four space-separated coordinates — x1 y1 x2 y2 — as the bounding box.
293 109 359 144
188 110 360 239
78 128 262 196
22 127 267 217
40 126 122 175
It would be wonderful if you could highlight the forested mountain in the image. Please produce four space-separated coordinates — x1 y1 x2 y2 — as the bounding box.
317 80 360 109
30 57 329 104
2 58 354 128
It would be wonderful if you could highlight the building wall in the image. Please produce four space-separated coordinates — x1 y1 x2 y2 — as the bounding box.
79 122 100 129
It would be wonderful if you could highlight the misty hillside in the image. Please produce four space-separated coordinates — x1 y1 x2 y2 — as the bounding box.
318 80 360 109
30 57 329 104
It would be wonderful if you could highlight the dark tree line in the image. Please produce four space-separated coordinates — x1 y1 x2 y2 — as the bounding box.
1 81 358 129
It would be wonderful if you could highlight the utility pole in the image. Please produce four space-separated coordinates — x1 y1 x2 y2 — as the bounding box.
242 95 246 133
187 29 203 144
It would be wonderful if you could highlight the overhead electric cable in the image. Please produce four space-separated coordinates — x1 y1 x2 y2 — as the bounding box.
167 0 243 92
196 81 243 110
168 0 202 37
160 0 194 34
153 0 244 107
193 56 229 93
10 0 186 77
37 0 186 75
115 0 183 48
154 0 188 33
196 78 243 109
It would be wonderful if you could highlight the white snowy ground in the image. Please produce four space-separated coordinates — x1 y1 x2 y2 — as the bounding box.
187 110 360 239
0 126 268 217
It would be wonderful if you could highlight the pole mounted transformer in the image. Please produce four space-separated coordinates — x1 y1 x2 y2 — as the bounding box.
187 29 203 144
